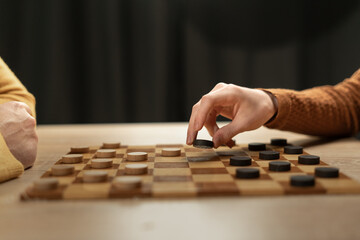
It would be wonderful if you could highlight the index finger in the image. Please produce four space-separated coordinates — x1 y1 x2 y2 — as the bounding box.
187 91 229 145
186 101 200 145
186 83 229 145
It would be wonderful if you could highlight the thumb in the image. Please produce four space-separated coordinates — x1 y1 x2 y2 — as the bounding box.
213 122 242 148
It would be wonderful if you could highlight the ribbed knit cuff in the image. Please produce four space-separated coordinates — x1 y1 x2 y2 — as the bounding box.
262 89 293 129
0 133 24 182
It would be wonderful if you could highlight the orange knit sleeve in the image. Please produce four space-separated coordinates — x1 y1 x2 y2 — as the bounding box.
264 68 360 137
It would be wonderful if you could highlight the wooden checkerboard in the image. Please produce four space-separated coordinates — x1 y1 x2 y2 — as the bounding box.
21 142 360 200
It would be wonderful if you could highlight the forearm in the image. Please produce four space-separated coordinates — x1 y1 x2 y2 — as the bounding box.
264 69 360 137
0 57 36 117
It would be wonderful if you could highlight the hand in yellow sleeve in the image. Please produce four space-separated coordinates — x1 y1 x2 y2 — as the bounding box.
0 101 38 169
0 57 37 182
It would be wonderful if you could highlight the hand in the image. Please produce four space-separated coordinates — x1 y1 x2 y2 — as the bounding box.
0 101 38 168
186 83 276 148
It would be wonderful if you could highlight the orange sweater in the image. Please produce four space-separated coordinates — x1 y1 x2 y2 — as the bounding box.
0 57 36 182
265 69 360 137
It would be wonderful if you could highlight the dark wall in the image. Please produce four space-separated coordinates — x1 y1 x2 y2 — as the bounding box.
0 0 359 124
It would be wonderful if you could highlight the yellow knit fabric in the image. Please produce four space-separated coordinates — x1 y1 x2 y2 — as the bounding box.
0 134 24 182
0 57 36 182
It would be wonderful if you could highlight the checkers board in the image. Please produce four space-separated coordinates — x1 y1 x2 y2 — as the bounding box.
21 142 360 200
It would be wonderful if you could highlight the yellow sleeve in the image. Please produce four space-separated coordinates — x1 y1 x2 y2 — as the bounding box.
0 57 36 182
0 57 36 117
0 133 24 182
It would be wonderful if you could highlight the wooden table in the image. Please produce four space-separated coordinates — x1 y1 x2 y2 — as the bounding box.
1 123 360 240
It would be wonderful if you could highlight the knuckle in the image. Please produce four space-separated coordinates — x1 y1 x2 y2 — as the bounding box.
12 101 23 108
192 103 199 111
30 117 36 128
226 84 241 95
227 83 237 90
215 82 226 88
201 94 212 103
24 116 37 128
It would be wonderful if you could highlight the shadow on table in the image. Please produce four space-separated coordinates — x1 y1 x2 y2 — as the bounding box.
291 137 356 149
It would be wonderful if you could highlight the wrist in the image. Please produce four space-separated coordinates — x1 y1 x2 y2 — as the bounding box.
262 90 278 124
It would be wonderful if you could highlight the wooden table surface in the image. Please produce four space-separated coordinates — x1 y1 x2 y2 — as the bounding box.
1 123 360 240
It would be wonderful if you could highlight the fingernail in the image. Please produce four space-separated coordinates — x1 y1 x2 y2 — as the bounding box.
186 135 191 145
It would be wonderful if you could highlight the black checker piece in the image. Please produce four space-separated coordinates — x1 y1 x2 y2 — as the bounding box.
259 151 280 160
284 146 303 154
248 143 266 151
298 155 320 165
291 175 315 187
236 168 260 179
269 161 291 172
270 138 287 146
193 139 214 149
315 167 339 178
230 156 252 166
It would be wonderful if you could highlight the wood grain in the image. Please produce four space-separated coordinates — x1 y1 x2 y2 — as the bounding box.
1 123 360 240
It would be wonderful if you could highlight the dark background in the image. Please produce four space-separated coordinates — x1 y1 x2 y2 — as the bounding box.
0 0 359 124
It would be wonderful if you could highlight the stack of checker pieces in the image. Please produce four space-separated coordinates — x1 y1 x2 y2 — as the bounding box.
21 139 360 200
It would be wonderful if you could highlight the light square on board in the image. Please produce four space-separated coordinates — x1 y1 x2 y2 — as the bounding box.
116 148 128 155
236 180 284 195
188 161 225 168
191 168 228 174
112 158 123 164
138 175 153 183
154 156 188 163
192 174 233 183
297 165 320 173
268 172 307 181
76 169 118 177
255 161 273 168
153 168 192 176
153 176 192 182
282 154 301 160
154 162 189 168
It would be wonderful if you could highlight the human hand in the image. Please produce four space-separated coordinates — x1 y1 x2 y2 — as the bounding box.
0 101 38 168
186 83 277 148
